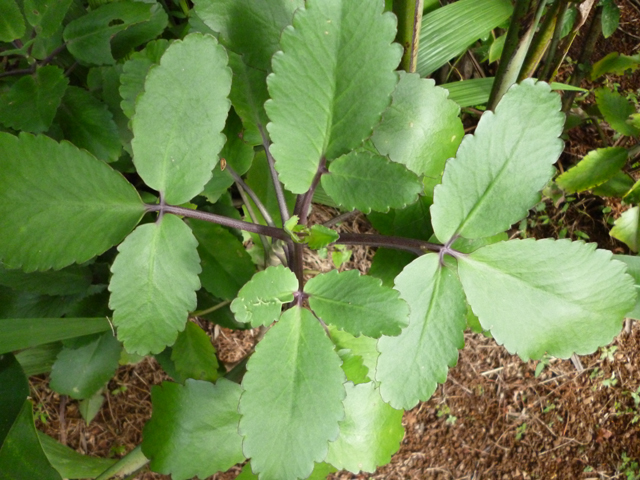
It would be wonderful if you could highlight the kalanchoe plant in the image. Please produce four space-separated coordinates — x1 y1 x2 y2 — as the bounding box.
0 0 638 479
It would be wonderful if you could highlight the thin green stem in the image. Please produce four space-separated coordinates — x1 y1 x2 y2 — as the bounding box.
192 300 231 317
259 125 290 225
226 165 276 228
234 176 274 266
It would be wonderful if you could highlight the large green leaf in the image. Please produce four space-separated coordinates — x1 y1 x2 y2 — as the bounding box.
109 214 201 355
431 79 564 243
305 269 409 338
458 238 636 361
0 132 144 271
38 432 116 479
326 382 404 473
55 86 122 163
0 66 68 133
322 151 423 213
170 321 219 383
239 307 346 480
611 206 640 253
24 0 73 37
376 254 467 409
0 0 25 42
230 265 298 327
595 88 640 138
367 196 433 240
131 33 231 205
142 379 244 480
417 0 513 76
556 147 628 194
266 0 402 194
49 332 121 399
372 72 463 178
194 0 303 70
0 288 82 320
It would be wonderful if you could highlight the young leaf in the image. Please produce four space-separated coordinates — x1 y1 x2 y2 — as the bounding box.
0 132 144 272
431 79 564 243
0 0 25 42
556 147 628 194
230 265 298 327
131 33 232 205
371 72 464 178
326 382 404 474
457 238 636 361
611 206 640 252
305 269 409 338
601 0 620 38
142 379 244 480
307 225 339 250
321 152 423 214
49 332 121 400
24 0 73 38
239 307 346 480
78 391 105 425
266 0 402 193
170 321 219 383
0 66 68 133
595 88 640 138
109 214 201 355
376 254 467 409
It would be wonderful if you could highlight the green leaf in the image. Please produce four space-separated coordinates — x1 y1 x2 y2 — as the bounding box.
611 206 640 252
0 318 111 355
595 88 640 138
230 265 298 327
624 178 640 203
239 307 346 480
0 354 29 444
142 379 244 480
110 2 168 60
591 52 640 80
368 249 416 288
170 321 219 383
0 66 68 133
131 33 232 205
194 0 303 70
49 332 121 399
322 151 422 214
556 147 628 194
0 287 84 320
417 0 513 76
601 0 620 38
55 86 122 163
190 219 255 301
15 343 63 376
0 132 144 271
38 431 116 478
326 382 404 474
367 196 434 240
329 326 379 380
109 214 201 355
0 0 25 42
458 238 636 361
307 225 339 250
305 269 409 338
266 0 402 193
372 72 464 178
24 0 73 37
237 461 337 480
592 170 635 197
78 391 104 424
431 79 564 243
63 1 154 65
376 254 467 409
0 264 90 296
613 254 640 320
337 350 370 384
442 77 494 108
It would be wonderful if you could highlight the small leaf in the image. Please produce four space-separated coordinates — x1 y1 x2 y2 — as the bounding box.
131 33 232 205
142 379 244 480
0 132 144 271
458 238 636 361
556 147 628 194
611 206 640 252
0 66 68 133
305 269 409 338
239 307 346 480
266 0 402 193
109 214 201 355
110 2 168 60
170 321 219 383
307 225 339 250
431 79 564 243
372 72 464 178
376 254 467 409
601 0 620 38
591 52 640 80
595 88 640 138
322 151 423 214
24 0 73 37
230 265 298 327
78 391 105 424
326 382 404 474
0 0 25 42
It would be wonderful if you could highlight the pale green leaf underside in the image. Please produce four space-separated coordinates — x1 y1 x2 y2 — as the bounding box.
305 269 409 338
322 151 423 214
0 132 144 272
376 254 467 409
132 33 231 205
431 79 564 243
458 238 636 361
326 382 404 474
611 206 640 252
372 72 463 177
239 307 346 480
170 321 219 383
230 265 298 327
556 147 628 194
109 214 201 355
595 88 640 138
266 0 402 193
142 379 244 480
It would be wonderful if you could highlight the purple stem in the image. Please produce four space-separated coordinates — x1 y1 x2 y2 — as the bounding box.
295 157 328 225
259 125 290 225
336 233 442 256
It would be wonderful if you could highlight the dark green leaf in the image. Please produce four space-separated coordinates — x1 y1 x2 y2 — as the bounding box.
24 0 73 37
170 321 219 383
38 431 116 478
110 2 168 60
0 0 25 42
367 196 433 240
0 263 91 296
0 354 29 444
368 249 416 288
15 343 63 376
556 147 628 193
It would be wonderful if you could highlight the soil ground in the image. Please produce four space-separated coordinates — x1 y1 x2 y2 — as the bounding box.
30 1 640 479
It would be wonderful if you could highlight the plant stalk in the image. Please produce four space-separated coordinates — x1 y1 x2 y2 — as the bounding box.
393 0 425 72
94 446 149 480
259 126 290 225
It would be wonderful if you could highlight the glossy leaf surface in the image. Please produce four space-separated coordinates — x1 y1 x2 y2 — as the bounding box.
170 321 219 383
556 147 628 193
